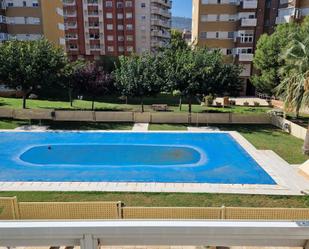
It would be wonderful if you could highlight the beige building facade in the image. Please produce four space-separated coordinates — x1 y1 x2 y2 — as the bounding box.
192 0 309 95
0 0 65 47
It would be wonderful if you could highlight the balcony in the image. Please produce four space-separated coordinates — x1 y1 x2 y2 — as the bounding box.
151 0 172 8
241 18 257 26
63 11 77 17
238 53 253 61
151 30 171 39
242 0 258 9
276 15 293 24
63 0 76 6
151 19 171 28
151 7 171 18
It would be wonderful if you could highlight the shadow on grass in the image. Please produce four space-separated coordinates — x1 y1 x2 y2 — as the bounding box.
43 121 133 130
215 124 281 136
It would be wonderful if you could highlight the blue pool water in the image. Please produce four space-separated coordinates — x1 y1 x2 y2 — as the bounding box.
0 132 276 184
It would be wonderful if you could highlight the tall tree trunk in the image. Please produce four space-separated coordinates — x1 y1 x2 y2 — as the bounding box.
179 96 182 111
22 94 27 109
303 124 309 155
92 96 95 111
141 97 144 113
69 88 73 107
188 97 192 114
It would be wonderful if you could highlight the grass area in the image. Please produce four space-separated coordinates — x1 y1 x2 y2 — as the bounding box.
0 119 29 129
0 97 271 114
217 124 309 164
149 124 188 131
148 124 308 164
0 119 133 130
1 191 309 207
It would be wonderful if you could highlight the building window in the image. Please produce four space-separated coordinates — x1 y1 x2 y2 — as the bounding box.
117 24 124 30
125 1 133 7
117 13 124 19
227 32 234 39
117 2 123 8
126 12 133 19
106 24 113 30
118 46 124 52
126 24 133 30
200 32 207 39
32 0 39 7
107 35 114 41
105 1 112 7
127 46 133 52
107 46 114 52
106 13 113 19
118 36 124 41
127 35 133 41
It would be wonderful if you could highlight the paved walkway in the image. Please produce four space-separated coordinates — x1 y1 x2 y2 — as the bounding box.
132 123 149 131
187 126 219 131
14 125 49 131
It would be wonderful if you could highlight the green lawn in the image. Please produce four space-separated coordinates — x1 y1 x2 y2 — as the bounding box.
149 124 308 164
149 124 188 131
0 119 29 129
0 97 271 114
1 191 309 208
217 124 309 164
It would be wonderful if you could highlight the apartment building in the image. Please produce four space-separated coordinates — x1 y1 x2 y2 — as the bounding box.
276 0 309 24
135 0 172 54
63 0 172 60
0 0 65 46
192 0 282 95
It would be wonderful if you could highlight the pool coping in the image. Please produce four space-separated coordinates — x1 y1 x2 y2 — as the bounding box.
0 130 308 195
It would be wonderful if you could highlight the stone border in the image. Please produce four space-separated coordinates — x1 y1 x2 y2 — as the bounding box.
0 130 308 195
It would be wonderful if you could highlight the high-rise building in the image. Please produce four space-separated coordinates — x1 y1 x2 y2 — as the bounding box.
63 0 172 60
192 0 309 96
276 0 309 25
0 0 65 47
135 0 172 54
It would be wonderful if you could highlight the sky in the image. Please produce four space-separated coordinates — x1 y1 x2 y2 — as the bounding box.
171 0 192 18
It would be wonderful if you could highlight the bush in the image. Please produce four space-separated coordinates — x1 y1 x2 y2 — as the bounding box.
244 101 250 106
204 95 214 107
254 101 260 107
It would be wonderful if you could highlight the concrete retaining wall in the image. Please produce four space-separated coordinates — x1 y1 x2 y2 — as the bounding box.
271 115 307 140
0 107 273 125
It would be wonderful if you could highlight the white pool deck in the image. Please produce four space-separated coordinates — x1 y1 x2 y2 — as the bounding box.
0 128 309 195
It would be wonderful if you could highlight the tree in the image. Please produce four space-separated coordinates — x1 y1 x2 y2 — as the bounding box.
0 39 68 108
169 29 189 51
276 24 309 154
61 60 86 107
163 47 242 113
252 22 298 95
114 54 163 112
74 63 114 110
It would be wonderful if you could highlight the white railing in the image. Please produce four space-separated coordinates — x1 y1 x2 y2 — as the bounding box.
0 221 309 248
243 0 258 9
239 53 254 61
241 18 257 26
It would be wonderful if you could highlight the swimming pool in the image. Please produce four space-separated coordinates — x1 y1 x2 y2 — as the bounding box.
0 132 276 184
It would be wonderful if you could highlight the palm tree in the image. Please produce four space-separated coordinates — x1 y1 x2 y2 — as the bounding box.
277 32 309 154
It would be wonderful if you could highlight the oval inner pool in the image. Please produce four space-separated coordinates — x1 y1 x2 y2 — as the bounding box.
19 144 202 167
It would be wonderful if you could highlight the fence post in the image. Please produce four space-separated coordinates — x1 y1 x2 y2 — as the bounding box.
11 197 20 220
221 205 226 220
117 201 123 219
